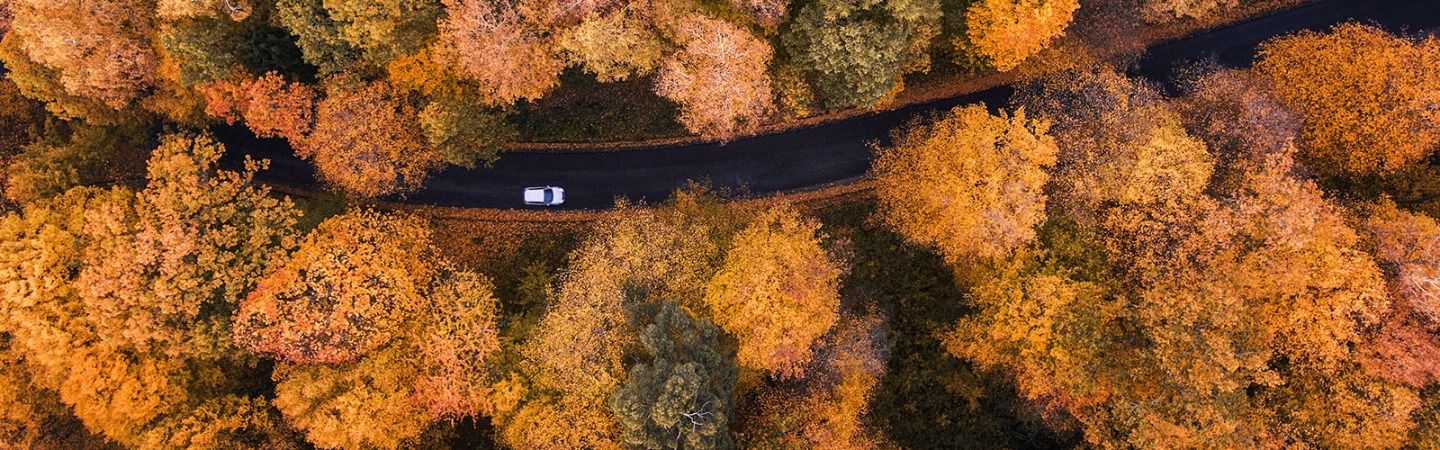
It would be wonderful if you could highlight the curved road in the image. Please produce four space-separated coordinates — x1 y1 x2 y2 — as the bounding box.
220 0 1440 210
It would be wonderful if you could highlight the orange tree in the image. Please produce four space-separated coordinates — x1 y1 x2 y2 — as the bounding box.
300 78 440 197
959 0 1079 71
1256 23 1440 178
874 104 1058 261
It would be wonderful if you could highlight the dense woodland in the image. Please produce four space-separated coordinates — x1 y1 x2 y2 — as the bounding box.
1 0 1440 449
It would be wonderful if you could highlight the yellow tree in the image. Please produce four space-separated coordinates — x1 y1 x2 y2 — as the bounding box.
947 149 1410 448
271 339 432 450
232 210 437 364
78 134 301 360
655 16 775 139
1139 0 1236 23
0 135 301 447
503 191 742 449
414 271 505 419
1256 23 1440 177
960 0 1079 71
557 7 663 83
874 104 1057 261
1021 68 1213 221
704 206 843 377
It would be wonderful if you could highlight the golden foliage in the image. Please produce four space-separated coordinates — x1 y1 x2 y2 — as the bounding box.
655 16 775 139
874 104 1057 261
415 271 504 419
272 340 431 450
233 210 435 364
557 8 663 83
1139 0 1236 23
744 311 893 449
946 149 1402 448
961 0 1078 71
1256 23 1440 177
77 134 300 359
704 206 843 377
1024 68 1213 219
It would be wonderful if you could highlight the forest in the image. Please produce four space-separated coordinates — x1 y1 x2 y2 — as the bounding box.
1 0 1439 449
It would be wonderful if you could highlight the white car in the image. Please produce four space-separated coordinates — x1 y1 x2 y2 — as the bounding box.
523 186 565 206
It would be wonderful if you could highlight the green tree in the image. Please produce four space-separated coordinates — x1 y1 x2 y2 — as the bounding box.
782 0 938 109
610 301 737 450
418 96 514 168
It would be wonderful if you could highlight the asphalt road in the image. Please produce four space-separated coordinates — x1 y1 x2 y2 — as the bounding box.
220 0 1440 210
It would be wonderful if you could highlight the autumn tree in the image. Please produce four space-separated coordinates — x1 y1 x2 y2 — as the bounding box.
272 339 433 450
1018 68 1213 220
233 209 435 364
1138 0 1236 22
1175 67 1299 192
0 337 112 449
611 301 738 450
557 6 663 82
782 0 939 109
301 78 440 197
438 0 563 105
957 0 1078 71
203 72 318 143
158 17 250 87
1 0 159 110
414 271 505 419
945 148 1414 448
704 206 843 377
1355 201 1440 388
874 104 1057 261
418 96 513 167
503 191 742 449
76 134 300 360
137 396 301 450
0 134 302 447
741 311 893 449
275 0 363 74
1255 23 1440 177
655 16 774 138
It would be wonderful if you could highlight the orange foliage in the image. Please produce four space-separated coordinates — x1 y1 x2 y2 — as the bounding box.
1256 23 1440 177
272 339 431 450
233 210 436 364
655 16 775 139
874 104 1057 261
744 312 892 449
301 79 439 197
2 0 158 109
438 0 562 105
1363 200 1440 324
415 271 504 419
961 0 1078 71
201 73 316 143
76 134 300 359
947 149 1401 448
239 73 316 142
704 206 843 377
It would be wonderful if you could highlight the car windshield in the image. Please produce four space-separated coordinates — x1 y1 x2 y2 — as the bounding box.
543 190 553 203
